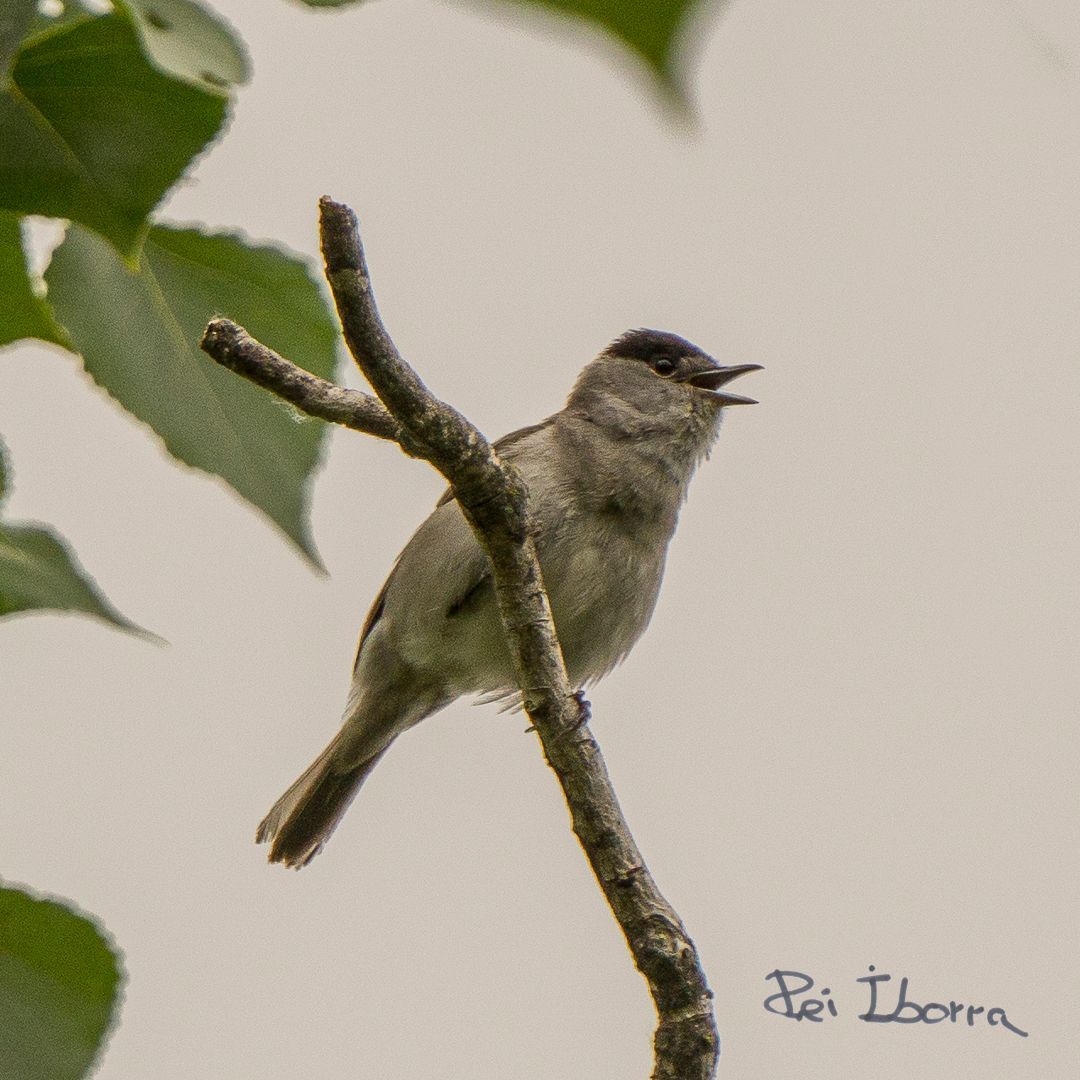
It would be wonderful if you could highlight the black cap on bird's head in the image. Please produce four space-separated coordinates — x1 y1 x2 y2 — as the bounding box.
605 328 762 406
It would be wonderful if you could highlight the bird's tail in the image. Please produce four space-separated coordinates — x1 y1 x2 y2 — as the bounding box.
256 734 388 869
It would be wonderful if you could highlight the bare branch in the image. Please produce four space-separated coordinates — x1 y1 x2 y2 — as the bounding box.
200 199 720 1079
200 318 400 441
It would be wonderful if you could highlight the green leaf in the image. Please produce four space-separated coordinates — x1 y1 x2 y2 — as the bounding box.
22 0 100 44
0 519 144 631
45 223 340 565
518 0 699 100
119 0 250 89
0 0 37 74
0 212 67 348
0 10 229 256
0 885 123 1080
0 438 147 633
289 0 699 103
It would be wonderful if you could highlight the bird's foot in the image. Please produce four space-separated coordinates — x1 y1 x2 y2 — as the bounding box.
572 690 592 728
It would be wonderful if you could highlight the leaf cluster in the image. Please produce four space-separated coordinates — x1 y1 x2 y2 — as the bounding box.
0 0 338 626
0 0 698 630
0 0 698 632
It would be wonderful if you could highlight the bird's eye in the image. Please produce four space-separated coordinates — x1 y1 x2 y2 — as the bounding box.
652 357 677 376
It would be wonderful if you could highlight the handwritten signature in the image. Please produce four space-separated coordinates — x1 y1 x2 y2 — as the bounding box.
763 967 1028 1038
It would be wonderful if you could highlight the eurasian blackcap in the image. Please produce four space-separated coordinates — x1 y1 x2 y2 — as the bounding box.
257 329 760 867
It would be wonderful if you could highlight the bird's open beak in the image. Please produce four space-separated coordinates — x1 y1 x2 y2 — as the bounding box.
685 363 763 406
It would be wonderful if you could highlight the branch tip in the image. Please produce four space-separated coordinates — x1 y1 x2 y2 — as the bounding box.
197 312 400 442
319 196 364 275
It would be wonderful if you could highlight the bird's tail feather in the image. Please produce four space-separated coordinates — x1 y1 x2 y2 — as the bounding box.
256 736 388 869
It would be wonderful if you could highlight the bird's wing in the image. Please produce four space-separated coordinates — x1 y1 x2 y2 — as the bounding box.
352 542 495 672
351 560 398 671
435 417 557 507
355 416 558 671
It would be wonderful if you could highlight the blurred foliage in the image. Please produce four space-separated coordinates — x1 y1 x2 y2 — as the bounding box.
0 0 706 623
0 438 142 631
0 884 123 1080
295 0 701 96
0 8 229 255
503 0 698 98
0 213 65 348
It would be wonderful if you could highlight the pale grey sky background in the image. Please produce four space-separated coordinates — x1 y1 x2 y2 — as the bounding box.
2 0 1078 1077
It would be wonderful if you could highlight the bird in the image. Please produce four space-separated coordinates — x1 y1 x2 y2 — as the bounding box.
256 328 760 867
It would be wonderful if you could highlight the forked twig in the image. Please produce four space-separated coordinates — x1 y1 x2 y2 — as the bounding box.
200 197 719 1079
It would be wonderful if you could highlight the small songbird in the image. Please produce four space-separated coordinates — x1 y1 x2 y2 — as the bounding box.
257 329 760 867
